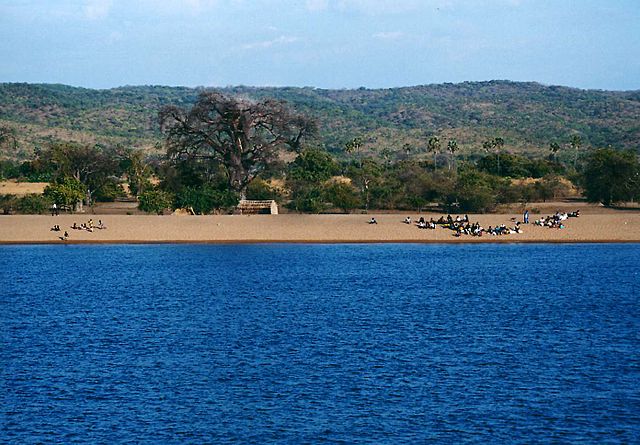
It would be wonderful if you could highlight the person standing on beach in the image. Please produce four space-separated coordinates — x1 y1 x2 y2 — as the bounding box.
524 209 529 224
52 203 58 216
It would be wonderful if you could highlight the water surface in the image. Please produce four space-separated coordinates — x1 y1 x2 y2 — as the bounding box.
1 244 639 443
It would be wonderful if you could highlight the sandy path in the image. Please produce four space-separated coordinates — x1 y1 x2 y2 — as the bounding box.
1 212 639 244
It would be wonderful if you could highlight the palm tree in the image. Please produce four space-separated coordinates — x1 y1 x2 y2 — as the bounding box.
570 134 582 168
549 142 560 163
427 136 441 170
447 139 458 171
345 137 363 169
483 137 504 175
380 146 393 169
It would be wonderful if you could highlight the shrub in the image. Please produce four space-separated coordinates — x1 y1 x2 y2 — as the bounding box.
0 194 17 214
324 181 361 213
16 194 51 214
93 179 126 202
138 189 174 214
246 179 279 201
287 183 326 213
175 187 239 214
43 177 85 210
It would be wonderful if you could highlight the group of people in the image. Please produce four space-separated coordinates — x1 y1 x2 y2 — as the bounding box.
398 214 518 237
403 213 524 237
534 210 579 229
70 219 106 232
373 209 580 237
52 218 107 241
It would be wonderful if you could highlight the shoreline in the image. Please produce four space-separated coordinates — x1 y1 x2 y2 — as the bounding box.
2 240 639 245
1 213 639 245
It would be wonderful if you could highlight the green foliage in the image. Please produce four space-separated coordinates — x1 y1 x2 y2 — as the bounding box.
287 183 326 213
288 149 339 182
43 176 85 209
582 149 640 205
245 179 280 201
0 160 20 180
323 181 361 213
2 81 639 163
93 178 126 202
477 153 562 178
174 186 239 214
447 168 508 213
16 193 51 214
138 188 174 214
0 194 17 214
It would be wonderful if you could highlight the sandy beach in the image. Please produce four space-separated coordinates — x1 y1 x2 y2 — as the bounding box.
1 211 639 244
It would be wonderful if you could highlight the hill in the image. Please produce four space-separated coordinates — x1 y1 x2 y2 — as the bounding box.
0 81 638 161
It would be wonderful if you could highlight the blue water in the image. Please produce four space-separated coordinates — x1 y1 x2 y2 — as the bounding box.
1 244 639 444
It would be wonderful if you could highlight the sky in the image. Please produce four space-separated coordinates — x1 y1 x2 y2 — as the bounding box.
1 0 639 91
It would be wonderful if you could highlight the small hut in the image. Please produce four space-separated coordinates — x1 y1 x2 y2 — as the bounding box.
237 199 279 215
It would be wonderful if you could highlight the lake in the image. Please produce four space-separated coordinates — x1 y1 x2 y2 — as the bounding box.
1 243 639 443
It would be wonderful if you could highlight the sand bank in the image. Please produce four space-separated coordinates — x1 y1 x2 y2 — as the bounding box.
1 212 639 244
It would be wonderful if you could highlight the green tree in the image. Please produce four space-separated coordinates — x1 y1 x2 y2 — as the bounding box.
549 142 561 163
138 188 175 214
570 134 583 168
324 181 361 213
482 137 505 176
123 149 152 197
287 183 326 213
38 142 119 209
427 136 441 170
0 194 17 214
582 149 640 205
16 194 51 214
345 137 364 168
175 186 239 214
43 176 85 211
347 158 382 212
246 179 279 201
447 139 458 171
447 167 505 213
288 149 339 183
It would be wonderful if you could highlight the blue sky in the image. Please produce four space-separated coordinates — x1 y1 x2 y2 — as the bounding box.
1 0 639 90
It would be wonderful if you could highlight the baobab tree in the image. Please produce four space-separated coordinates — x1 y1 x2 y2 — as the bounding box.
160 91 317 198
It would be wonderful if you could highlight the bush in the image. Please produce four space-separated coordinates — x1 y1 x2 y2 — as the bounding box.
447 167 502 213
246 179 279 201
287 183 326 213
175 186 239 214
138 189 174 214
43 177 85 210
16 194 51 214
324 181 361 213
288 149 339 183
93 179 126 202
582 149 640 205
0 194 17 214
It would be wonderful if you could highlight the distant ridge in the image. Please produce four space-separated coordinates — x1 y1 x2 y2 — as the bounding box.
1 81 638 160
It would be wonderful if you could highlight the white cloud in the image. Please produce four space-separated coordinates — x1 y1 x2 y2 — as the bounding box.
83 0 113 20
242 35 299 50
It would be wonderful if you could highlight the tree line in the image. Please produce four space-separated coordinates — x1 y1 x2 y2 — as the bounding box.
1 92 639 215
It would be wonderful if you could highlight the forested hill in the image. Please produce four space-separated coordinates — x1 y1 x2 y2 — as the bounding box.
1 81 638 160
